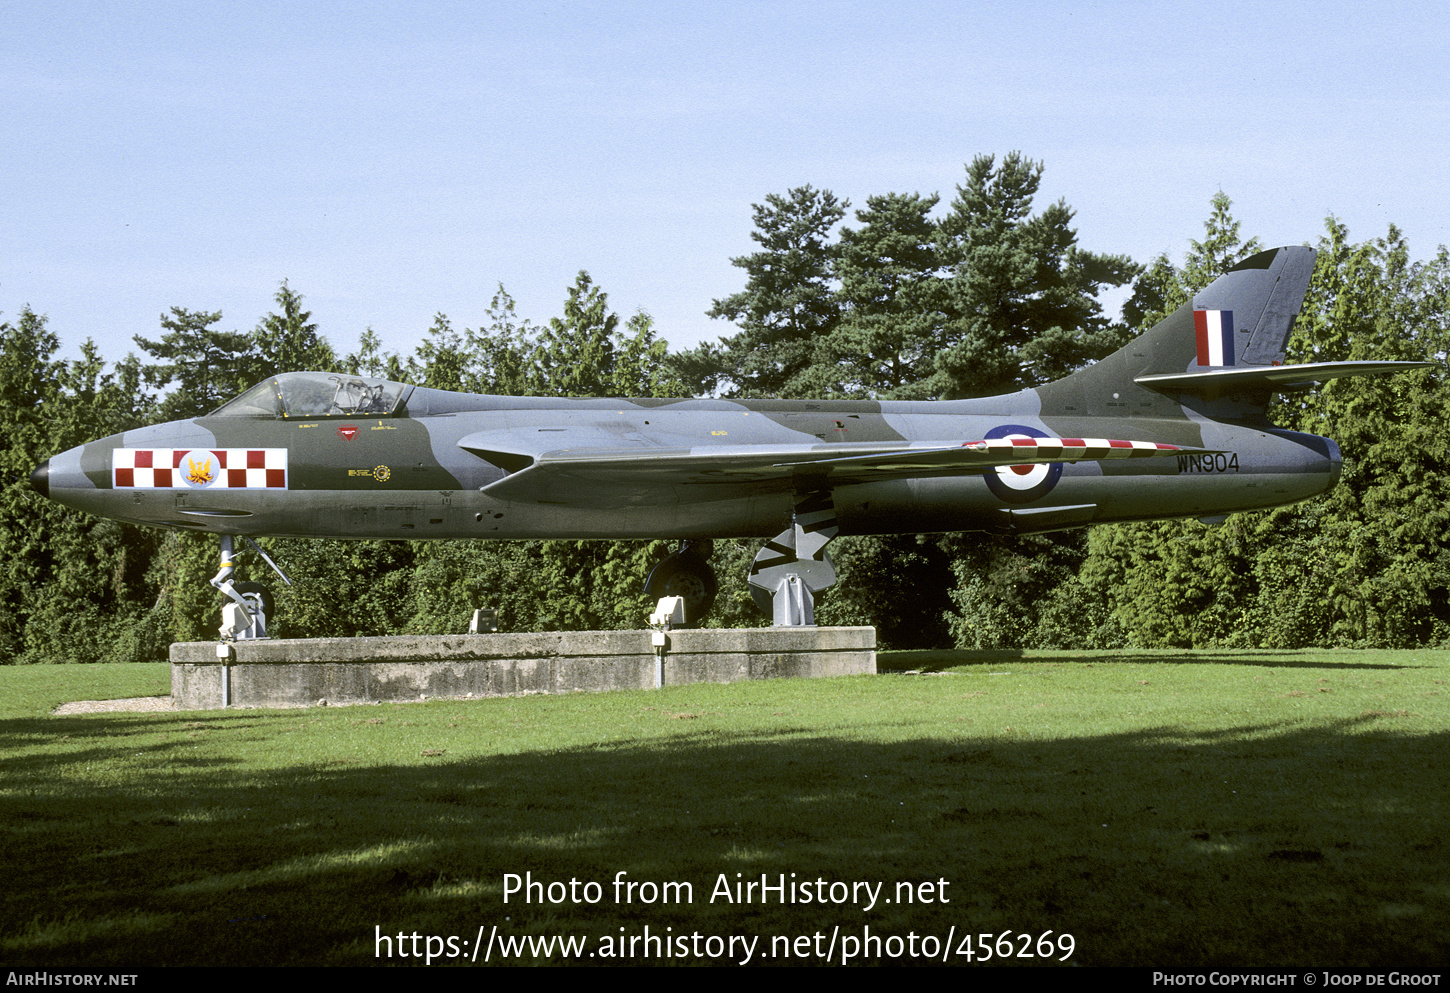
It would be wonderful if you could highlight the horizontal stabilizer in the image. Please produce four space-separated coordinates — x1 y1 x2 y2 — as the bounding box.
1136 360 1434 394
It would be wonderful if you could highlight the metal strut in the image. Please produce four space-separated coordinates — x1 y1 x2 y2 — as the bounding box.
747 488 840 626
241 535 292 587
210 535 258 640
210 534 283 641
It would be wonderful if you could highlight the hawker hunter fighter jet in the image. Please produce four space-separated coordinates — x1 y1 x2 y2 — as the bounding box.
29 246 1428 633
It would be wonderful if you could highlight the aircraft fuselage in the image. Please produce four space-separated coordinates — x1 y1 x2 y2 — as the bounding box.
35 387 1340 542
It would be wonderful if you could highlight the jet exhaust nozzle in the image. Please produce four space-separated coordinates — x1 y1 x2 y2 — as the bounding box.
29 460 49 498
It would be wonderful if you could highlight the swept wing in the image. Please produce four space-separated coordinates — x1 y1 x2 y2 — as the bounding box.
460 434 1198 508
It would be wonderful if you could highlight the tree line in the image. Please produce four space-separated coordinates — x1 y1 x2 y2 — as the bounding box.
3 152 1447 662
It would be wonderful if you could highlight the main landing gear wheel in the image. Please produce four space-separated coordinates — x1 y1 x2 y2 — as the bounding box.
644 541 718 626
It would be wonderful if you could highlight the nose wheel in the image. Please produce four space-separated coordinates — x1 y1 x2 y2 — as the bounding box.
210 535 290 641
232 581 275 623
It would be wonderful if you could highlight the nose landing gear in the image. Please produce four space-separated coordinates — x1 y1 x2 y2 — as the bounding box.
210 534 291 641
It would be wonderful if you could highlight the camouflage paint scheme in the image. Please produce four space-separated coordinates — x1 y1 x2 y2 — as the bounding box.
32 247 1425 548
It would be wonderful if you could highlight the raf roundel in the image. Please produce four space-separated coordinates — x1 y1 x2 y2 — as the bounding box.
981 424 1063 504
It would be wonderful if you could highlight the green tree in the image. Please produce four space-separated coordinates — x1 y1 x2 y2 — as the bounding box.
668 340 730 398
134 308 255 418
519 272 686 401
345 326 409 382
705 185 848 397
0 308 64 658
466 285 537 396
1126 191 1264 330
799 191 949 399
411 312 472 392
3 315 171 662
1275 224 1450 645
1121 252 1178 333
1177 192 1264 307
932 153 1140 398
812 533 955 647
528 271 619 397
251 280 338 380
946 530 1108 649
611 310 688 399
1073 214 1450 649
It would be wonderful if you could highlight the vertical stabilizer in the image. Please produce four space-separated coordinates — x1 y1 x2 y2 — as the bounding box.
1195 246 1317 368
1036 246 1316 421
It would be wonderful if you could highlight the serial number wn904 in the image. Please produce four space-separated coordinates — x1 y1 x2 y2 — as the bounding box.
1177 453 1240 474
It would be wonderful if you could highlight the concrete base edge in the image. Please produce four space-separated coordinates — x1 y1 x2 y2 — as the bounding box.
169 627 876 710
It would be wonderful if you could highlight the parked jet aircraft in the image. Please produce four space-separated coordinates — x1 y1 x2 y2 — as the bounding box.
29 246 1429 633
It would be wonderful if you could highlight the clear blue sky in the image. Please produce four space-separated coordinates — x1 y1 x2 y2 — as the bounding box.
4 0 1448 370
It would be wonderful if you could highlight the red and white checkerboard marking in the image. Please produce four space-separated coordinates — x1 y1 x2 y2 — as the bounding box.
112 449 287 489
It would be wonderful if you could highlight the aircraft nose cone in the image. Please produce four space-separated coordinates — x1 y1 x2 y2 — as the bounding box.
29 460 49 498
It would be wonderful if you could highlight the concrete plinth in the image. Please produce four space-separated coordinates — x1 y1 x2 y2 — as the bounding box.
169 627 875 710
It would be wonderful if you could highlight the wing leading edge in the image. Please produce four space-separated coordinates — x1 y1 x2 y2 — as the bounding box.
459 434 1197 508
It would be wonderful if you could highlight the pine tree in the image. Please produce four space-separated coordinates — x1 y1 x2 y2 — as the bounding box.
529 271 618 397
251 280 337 381
800 191 949 399
1126 191 1265 330
931 153 1139 398
705 185 848 397
135 307 254 418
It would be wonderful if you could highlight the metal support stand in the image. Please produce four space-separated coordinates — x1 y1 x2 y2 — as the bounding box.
211 534 272 642
747 489 840 626
648 596 686 688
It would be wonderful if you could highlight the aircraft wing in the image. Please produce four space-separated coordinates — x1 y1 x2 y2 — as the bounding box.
459 433 1195 507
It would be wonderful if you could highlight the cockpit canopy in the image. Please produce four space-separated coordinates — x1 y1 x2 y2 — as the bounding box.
209 372 412 419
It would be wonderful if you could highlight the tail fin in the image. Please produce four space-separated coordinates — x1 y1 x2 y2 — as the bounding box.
1037 246 1317 422
1193 245 1318 368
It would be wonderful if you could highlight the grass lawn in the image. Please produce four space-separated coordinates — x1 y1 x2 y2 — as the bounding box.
2 648 1447 967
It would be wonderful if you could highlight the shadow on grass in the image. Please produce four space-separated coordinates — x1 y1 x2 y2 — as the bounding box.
3 700 1447 968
